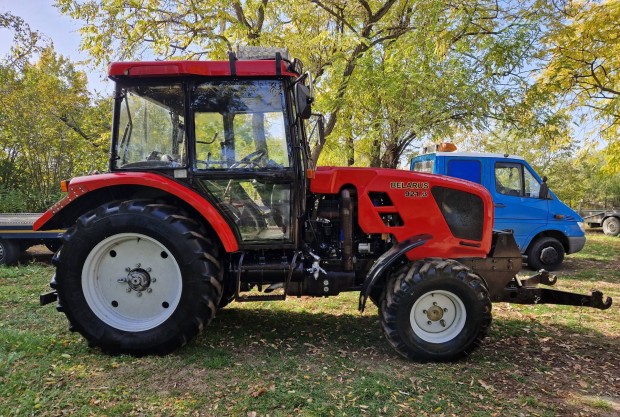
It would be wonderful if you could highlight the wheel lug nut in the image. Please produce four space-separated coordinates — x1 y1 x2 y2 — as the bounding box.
136 292 142 297
146 288 152 293
433 302 437 306
440 319 446 327
152 278 157 283
146 267 152 272
423 310 427 314
443 308 448 312
125 267 131 272
126 288 132 293
427 321 432 325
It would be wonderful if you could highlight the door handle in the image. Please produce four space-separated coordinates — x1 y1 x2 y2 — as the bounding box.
494 203 506 208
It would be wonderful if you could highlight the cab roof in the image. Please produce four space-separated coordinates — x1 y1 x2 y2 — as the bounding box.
108 59 300 79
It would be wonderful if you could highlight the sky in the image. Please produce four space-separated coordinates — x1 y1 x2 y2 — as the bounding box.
0 0 111 93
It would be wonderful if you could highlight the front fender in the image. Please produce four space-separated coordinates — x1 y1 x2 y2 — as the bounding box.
33 172 239 252
358 234 432 312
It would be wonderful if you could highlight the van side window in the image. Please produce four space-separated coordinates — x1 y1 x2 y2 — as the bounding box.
495 162 523 196
413 159 434 173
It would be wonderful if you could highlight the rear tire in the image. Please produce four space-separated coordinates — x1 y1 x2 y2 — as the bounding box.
0 238 20 266
602 217 620 237
526 237 565 271
54 201 223 355
380 259 492 361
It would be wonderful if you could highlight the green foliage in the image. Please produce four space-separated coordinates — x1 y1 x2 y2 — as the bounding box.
0 44 109 212
53 0 571 168
537 0 620 173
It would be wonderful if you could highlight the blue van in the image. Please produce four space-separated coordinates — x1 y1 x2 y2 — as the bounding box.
410 146 586 270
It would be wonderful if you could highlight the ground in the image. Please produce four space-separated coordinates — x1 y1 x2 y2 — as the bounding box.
0 231 618 416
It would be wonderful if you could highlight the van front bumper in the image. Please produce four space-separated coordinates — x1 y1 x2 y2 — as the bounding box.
567 236 586 254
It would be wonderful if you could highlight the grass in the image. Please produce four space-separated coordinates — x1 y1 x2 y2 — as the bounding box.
1 231 619 416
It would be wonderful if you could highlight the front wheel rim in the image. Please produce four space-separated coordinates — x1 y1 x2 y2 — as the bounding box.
82 233 182 332
539 246 559 265
410 290 467 343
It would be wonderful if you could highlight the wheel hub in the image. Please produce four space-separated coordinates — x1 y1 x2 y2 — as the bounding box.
426 305 444 322
127 269 151 292
540 247 558 264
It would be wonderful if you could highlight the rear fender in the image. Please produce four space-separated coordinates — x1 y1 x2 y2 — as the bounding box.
358 234 432 312
33 172 239 252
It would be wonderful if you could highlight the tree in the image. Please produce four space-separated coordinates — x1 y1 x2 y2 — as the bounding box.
55 0 567 167
0 46 109 211
538 0 620 172
0 12 43 67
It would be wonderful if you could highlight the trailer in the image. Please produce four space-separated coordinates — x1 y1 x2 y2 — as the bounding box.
579 209 620 236
0 214 63 265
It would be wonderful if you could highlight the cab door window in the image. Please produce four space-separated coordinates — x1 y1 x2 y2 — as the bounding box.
495 162 523 196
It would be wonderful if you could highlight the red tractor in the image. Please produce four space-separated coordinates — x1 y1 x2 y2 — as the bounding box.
37 49 611 361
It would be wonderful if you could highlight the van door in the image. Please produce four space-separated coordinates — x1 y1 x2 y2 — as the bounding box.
492 161 548 250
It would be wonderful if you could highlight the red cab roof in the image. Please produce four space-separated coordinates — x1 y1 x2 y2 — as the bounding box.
108 60 299 79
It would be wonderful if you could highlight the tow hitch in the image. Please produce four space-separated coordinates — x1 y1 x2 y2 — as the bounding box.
503 270 612 310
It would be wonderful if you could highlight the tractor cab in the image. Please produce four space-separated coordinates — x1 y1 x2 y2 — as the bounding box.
109 50 316 248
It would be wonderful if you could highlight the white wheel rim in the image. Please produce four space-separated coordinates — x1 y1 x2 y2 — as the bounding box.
82 233 182 332
410 290 467 344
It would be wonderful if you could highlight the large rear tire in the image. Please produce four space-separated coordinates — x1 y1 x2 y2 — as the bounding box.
380 259 492 361
54 201 223 355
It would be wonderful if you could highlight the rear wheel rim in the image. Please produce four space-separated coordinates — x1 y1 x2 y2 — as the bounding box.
82 233 182 332
410 290 467 343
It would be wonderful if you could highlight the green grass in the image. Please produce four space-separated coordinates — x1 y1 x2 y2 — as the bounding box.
1 232 619 416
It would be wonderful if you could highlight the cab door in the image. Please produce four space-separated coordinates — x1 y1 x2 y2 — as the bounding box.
190 79 296 247
492 161 548 250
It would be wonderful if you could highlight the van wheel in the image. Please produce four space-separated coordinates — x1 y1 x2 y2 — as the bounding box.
526 237 565 271
380 259 492 361
602 217 620 237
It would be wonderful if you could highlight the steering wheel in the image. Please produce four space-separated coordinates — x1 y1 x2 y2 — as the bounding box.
230 150 266 168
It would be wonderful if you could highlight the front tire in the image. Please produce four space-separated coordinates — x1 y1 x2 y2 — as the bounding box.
602 217 620 237
526 236 565 271
54 201 223 355
380 259 492 361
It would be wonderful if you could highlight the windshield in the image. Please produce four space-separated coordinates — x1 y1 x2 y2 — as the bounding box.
193 80 289 170
114 84 186 169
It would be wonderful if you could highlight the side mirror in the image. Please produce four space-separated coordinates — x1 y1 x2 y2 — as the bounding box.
316 114 325 146
295 72 314 119
539 176 549 200
295 83 313 119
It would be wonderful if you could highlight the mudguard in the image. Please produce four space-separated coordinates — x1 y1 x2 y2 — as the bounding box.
33 172 239 252
358 234 432 312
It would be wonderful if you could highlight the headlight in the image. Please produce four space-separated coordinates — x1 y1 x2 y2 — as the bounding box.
578 222 585 233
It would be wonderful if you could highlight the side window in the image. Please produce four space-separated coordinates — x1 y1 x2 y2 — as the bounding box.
412 159 434 173
447 160 482 184
495 162 523 196
523 168 541 198
116 85 186 169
